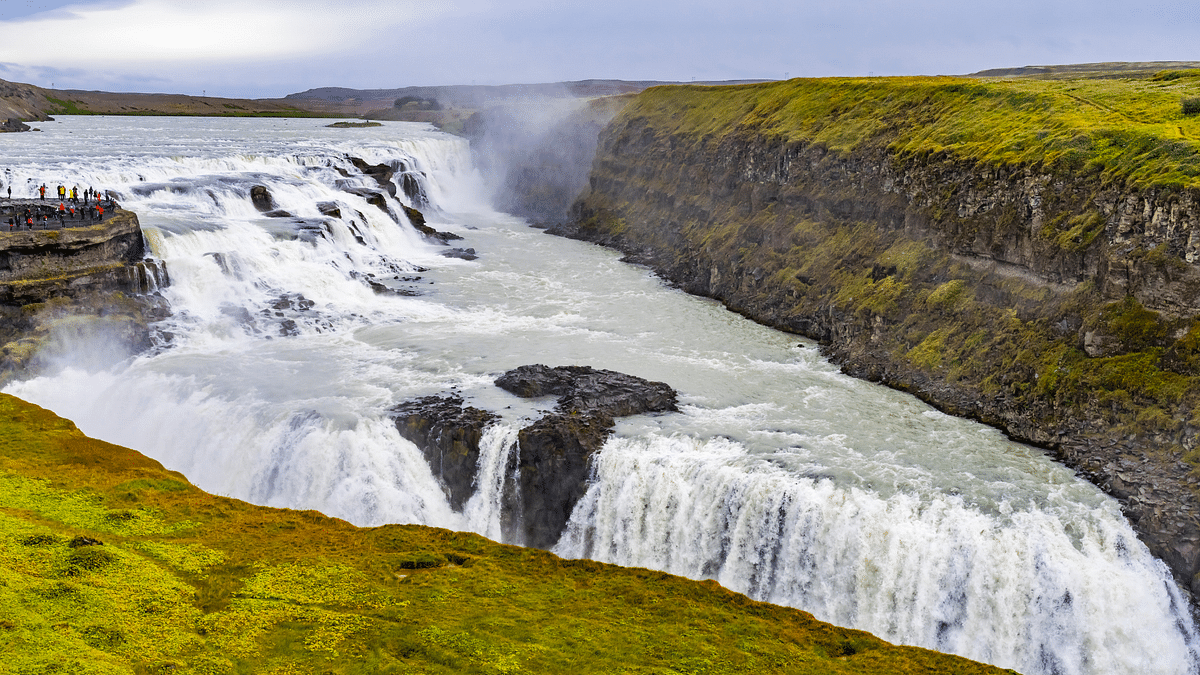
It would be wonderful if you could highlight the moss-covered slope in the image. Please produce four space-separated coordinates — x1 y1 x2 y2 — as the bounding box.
0 394 1011 674
567 75 1200 595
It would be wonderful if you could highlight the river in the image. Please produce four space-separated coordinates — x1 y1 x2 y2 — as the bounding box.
2 115 1196 675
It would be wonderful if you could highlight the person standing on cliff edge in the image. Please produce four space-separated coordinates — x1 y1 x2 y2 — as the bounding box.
38 184 46 200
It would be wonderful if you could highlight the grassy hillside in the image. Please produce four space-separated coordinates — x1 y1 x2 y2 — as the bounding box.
621 72 1200 189
0 394 1012 674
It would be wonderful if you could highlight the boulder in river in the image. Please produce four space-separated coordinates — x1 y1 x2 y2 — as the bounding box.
0 118 31 133
249 185 276 212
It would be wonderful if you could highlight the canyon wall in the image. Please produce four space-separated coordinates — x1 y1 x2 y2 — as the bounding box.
559 78 1200 594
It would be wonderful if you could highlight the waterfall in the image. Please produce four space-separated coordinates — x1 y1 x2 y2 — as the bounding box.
2 116 1196 675
555 434 1200 675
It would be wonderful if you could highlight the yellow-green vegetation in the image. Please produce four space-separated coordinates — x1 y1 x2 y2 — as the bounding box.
624 73 1200 188
0 394 1013 674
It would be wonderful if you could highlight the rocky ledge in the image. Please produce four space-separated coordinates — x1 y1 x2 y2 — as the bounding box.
0 208 168 382
391 365 678 548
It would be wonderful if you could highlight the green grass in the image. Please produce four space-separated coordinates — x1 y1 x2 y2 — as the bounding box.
43 97 94 116
0 394 1013 674
620 75 1200 189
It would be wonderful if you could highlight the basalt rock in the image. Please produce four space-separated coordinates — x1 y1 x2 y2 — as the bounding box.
391 395 498 510
498 365 678 548
249 185 276 213
496 364 679 419
349 157 397 197
440 248 477 261
344 187 388 213
403 204 462 243
390 366 678 549
0 118 30 133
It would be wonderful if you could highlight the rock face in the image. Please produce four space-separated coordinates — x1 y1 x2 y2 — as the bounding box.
497 365 678 548
249 185 276 212
0 210 146 301
392 396 497 510
0 209 167 382
390 365 678 548
565 92 1200 595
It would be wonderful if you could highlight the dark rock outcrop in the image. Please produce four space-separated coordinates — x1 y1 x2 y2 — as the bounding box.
0 118 30 133
0 209 167 382
349 157 397 197
497 365 678 548
343 187 388 212
403 204 462 243
392 396 498 510
440 248 478 261
249 185 276 212
390 365 678 549
496 364 679 419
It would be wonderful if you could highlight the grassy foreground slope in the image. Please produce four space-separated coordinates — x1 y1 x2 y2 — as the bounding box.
0 394 1011 674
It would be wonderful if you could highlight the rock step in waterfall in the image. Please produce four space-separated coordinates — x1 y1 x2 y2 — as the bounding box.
392 364 678 548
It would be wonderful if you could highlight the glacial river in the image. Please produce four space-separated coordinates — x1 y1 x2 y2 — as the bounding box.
2 116 1197 675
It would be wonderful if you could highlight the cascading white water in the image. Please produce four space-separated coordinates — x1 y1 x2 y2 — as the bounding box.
2 116 1197 675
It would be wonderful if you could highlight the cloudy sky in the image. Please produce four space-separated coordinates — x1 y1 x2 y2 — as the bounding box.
0 0 1196 98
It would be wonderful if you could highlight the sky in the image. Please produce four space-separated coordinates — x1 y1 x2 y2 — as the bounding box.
0 0 1195 98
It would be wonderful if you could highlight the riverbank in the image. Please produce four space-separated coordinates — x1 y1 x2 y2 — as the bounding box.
564 74 1200 595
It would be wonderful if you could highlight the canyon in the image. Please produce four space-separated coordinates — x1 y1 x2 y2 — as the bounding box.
556 76 1200 593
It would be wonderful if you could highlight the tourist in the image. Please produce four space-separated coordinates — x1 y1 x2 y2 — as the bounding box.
38 184 46 200
71 186 79 204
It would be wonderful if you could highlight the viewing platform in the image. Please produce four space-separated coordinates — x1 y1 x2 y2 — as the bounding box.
0 203 151 303
1 197 120 232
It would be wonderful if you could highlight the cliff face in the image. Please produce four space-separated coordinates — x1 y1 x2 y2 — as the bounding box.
0 210 166 382
565 77 1200 594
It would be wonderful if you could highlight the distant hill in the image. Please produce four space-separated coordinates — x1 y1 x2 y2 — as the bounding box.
969 61 1200 79
285 79 772 108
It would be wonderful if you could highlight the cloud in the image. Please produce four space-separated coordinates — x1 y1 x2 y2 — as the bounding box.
0 0 1197 98
0 0 432 66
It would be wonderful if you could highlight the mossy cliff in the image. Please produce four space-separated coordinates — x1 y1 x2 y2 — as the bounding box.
0 394 1013 674
565 75 1200 595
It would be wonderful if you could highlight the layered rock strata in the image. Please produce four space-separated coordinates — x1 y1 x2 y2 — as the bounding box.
0 209 166 382
562 96 1200 594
